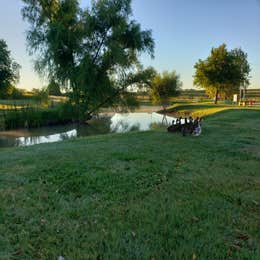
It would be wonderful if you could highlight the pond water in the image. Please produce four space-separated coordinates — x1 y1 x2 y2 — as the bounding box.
0 112 174 148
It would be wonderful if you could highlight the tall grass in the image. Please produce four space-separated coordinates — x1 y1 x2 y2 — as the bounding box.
2 103 77 130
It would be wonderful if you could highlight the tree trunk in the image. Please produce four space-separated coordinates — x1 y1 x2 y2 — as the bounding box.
214 89 219 104
161 105 168 124
163 105 166 115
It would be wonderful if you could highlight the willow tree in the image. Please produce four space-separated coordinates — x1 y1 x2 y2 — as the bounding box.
22 0 154 120
193 44 250 104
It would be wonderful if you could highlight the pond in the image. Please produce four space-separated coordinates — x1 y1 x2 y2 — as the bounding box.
0 112 174 148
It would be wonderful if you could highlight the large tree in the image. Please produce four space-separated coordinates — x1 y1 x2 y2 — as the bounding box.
149 70 182 112
21 0 154 121
0 39 21 98
193 44 250 104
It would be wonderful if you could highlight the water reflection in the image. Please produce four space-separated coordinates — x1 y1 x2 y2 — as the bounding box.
110 113 173 132
18 129 77 146
0 112 174 147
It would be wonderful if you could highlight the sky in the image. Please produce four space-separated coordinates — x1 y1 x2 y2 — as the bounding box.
0 0 259 90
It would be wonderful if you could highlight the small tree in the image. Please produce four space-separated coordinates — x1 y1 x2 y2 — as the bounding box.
150 71 182 112
47 79 61 96
0 39 21 98
32 88 49 106
193 44 250 104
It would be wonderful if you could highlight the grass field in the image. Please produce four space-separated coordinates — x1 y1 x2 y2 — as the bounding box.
0 96 66 111
0 108 260 258
164 102 260 118
0 99 38 110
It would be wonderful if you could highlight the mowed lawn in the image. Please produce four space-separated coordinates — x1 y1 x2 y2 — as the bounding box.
0 109 259 259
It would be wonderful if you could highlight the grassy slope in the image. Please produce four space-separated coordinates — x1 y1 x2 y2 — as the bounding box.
0 109 260 259
165 102 260 118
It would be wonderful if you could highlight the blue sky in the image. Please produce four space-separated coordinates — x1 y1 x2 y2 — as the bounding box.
0 0 259 89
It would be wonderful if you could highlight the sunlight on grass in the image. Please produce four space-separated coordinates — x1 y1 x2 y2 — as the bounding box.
0 109 259 258
165 102 260 118
0 104 24 110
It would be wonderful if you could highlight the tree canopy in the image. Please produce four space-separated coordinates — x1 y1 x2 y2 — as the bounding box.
193 44 250 104
22 0 154 120
0 39 21 98
149 70 182 111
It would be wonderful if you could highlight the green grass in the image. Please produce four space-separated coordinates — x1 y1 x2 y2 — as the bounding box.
0 96 66 112
0 109 260 258
165 102 260 118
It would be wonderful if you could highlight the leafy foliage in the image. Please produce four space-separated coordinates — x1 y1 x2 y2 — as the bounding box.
47 79 61 96
0 39 21 98
150 70 182 110
32 87 49 105
21 0 154 120
193 44 250 103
